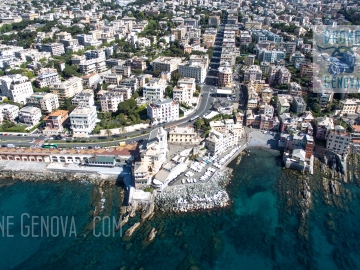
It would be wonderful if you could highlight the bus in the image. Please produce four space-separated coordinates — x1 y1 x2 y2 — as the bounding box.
42 143 58 149
189 116 199 122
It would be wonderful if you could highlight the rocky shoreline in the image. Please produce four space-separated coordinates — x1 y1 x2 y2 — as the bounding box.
154 167 233 212
0 170 117 185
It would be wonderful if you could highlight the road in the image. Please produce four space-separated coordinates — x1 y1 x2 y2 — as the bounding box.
0 25 226 149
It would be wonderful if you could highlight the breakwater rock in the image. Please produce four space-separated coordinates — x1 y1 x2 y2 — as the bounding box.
0 170 116 185
123 222 141 241
155 168 233 212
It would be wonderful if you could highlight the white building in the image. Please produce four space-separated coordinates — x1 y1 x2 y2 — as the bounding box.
26 92 59 113
178 62 206 83
205 130 239 156
41 43 65 56
71 90 95 107
0 103 19 122
0 74 34 104
99 91 124 112
147 99 179 123
18 106 42 126
326 125 351 156
70 105 98 137
143 78 167 100
134 127 168 185
35 72 61 88
152 56 182 72
173 77 195 104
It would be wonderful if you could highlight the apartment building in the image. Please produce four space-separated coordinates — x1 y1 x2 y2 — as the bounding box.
208 16 220 26
152 57 182 73
300 63 317 78
315 117 334 140
103 74 122 86
99 91 124 112
326 126 351 155
268 66 291 85
205 130 238 156
243 65 262 83
147 99 179 123
173 77 195 104
0 104 19 122
278 97 291 114
70 105 98 137
178 61 207 84
218 66 233 87
106 86 132 100
26 92 59 113
43 110 69 135
143 78 167 100
339 99 358 115
71 90 95 107
292 97 307 115
259 49 285 63
78 59 107 74
41 43 65 56
0 74 34 104
35 72 61 88
18 106 42 126
112 65 131 77
49 77 83 103
168 126 200 144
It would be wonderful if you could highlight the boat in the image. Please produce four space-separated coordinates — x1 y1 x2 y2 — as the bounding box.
182 179 185 184
152 179 163 188
194 179 197 183
186 178 190 183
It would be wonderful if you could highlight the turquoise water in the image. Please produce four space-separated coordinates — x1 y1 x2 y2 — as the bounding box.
0 148 359 269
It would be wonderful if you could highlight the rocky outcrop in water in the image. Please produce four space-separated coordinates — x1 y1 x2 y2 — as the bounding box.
123 222 141 240
147 228 157 242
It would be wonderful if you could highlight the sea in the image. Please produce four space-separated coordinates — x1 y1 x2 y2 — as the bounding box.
0 148 360 270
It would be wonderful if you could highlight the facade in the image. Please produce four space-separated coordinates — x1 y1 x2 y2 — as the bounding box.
326 126 351 155
26 92 59 113
35 72 61 88
0 74 34 104
292 97 307 115
112 65 132 77
103 74 122 85
278 97 291 114
134 127 168 185
268 66 291 85
172 77 195 104
315 117 334 140
41 43 65 56
178 62 206 83
152 57 182 73
99 91 124 112
70 105 98 137
339 99 358 115
218 66 233 87
147 99 179 123
43 110 69 135
168 126 200 144
71 90 95 107
143 78 167 100
49 77 83 103
0 104 19 122
243 65 262 83
205 130 238 156
18 106 42 126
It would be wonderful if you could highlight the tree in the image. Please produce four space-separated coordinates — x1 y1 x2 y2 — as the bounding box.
165 86 173 98
106 129 112 138
312 103 321 113
62 65 79 78
196 85 201 91
132 92 139 99
171 72 182 85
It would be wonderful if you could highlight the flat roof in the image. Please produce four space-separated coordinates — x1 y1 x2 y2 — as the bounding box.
216 89 232 95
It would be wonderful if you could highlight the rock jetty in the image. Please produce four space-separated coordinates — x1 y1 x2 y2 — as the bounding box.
155 168 232 212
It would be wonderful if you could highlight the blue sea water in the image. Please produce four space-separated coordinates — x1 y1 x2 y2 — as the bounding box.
0 148 359 270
